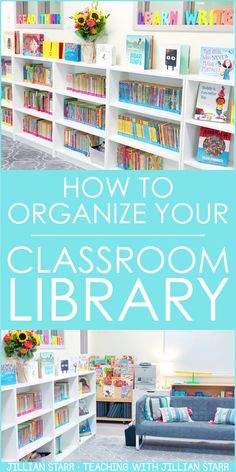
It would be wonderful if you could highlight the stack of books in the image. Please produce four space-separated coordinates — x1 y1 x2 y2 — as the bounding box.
23 64 52 87
119 80 182 114
23 115 53 141
64 99 106 130
17 391 42 417
18 419 43 448
66 73 106 98
117 145 163 170
54 382 69 402
2 108 13 126
1 84 12 101
55 407 69 428
24 90 53 115
118 114 180 151
64 128 99 156
1 58 12 78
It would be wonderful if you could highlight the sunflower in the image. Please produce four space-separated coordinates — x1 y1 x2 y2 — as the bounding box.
89 10 102 22
17 331 28 343
74 13 86 25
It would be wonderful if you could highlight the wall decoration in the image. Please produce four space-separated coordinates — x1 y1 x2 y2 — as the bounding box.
15 1 63 29
133 1 234 32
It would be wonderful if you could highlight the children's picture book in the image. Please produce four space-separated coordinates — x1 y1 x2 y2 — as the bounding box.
64 43 81 62
159 45 190 75
200 47 234 81
79 376 90 394
79 400 89 416
23 34 44 57
96 44 116 65
103 385 115 398
3 31 15 53
1 363 16 385
79 419 91 437
195 83 230 123
43 41 64 59
126 35 154 70
197 127 231 167
39 352 55 378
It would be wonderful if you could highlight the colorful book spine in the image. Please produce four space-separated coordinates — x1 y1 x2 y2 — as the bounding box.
24 90 53 114
117 114 180 151
66 73 106 98
23 64 52 87
55 407 69 428
1 59 12 78
64 128 99 156
64 99 106 130
2 108 13 126
23 115 53 141
54 382 69 402
119 80 182 114
18 419 43 448
117 145 163 170
17 391 42 417
1 84 12 101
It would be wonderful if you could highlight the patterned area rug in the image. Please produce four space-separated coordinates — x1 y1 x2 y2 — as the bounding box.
69 435 234 462
2 136 80 170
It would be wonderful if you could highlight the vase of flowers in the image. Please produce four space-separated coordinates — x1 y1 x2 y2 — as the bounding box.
70 2 110 63
3 330 41 383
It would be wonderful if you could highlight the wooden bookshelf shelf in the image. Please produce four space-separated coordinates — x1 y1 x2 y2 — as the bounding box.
171 383 235 398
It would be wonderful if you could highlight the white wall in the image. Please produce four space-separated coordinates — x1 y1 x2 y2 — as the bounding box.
1 1 234 72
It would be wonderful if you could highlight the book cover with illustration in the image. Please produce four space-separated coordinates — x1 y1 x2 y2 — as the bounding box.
79 419 91 437
23 34 44 57
126 35 153 70
197 127 231 166
160 45 190 75
195 83 230 122
200 47 234 80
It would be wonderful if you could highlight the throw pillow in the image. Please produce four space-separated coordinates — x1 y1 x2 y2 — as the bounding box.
213 408 235 425
144 397 162 421
160 407 193 423
159 396 169 407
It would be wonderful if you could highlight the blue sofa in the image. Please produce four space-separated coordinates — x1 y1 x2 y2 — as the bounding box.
135 395 235 450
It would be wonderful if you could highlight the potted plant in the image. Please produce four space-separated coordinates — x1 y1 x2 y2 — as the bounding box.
70 2 110 63
3 330 41 383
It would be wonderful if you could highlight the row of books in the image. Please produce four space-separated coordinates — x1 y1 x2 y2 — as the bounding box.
119 80 182 114
17 391 42 417
172 390 234 398
117 145 163 170
23 63 52 87
66 73 106 98
54 382 69 403
96 401 132 419
2 84 12 101
64 99 106 130
55 406 69 428
18 419 43 449
24 90 53 115
2 108 13 126
118 114 180 151
23 115 53 141
64 128 99 156
2 59 12 78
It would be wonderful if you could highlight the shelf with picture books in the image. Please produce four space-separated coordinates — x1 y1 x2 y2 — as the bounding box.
1 370 96 462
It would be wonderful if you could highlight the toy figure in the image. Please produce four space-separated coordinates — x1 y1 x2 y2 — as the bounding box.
165 49 177 71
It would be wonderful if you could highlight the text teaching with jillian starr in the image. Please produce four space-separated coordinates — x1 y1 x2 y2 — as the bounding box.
0 1 235 472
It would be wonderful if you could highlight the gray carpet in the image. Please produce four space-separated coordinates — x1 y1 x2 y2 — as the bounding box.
1 135 80 170
69 435 234 462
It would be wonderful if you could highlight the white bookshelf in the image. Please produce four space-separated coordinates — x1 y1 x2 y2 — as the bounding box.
1 370 96 462
1 54 234 171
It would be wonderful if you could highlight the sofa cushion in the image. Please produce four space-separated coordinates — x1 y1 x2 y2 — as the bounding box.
160 407 193 423
136 420 234 441
144 397 162 421
213 408 235 425
170 397 235 422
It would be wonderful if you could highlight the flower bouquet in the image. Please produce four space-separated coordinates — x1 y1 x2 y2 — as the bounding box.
70 2 110 63
3 330 41 382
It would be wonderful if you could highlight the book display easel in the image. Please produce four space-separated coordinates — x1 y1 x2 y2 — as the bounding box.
1 370 96 462
1 53 234 170
90 356 135 423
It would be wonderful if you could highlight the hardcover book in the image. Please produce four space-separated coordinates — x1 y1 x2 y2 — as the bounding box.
126 35 154 70
79 419 91 437
39 352 55 378
1 363 16 385
64 43 81 62
3 31 15 53
197 127 231 167
195 83 230 123
43 41 64 59
160 45 190 75
23 34 44 57
96 44 116 65
200 47 234 81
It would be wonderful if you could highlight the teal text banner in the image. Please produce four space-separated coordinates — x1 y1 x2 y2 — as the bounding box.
1 171 235 330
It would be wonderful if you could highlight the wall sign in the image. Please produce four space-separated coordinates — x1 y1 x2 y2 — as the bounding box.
134 1 234 32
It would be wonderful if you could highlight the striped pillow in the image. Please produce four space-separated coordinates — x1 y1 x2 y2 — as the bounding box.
159 396 169 407
144 397 162 421
213 408 235 425
160 407 193 423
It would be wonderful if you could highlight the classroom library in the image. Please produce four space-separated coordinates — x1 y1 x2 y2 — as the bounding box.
1 330 235 462
1 1 235 170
